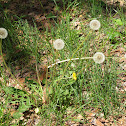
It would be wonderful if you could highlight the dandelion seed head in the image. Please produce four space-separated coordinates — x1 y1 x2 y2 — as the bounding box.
93 52 105 64
89 20 101 30
53 39 65 50
0 28 8 39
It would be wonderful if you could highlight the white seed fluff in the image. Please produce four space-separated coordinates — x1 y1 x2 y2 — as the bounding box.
53 39 65 50
93 52 105 64
0 28 8 39
89 20 101 30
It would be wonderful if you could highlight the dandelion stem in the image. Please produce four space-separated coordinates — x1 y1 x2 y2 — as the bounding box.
48 56 119 69
62 31 91 78
48 57 93 68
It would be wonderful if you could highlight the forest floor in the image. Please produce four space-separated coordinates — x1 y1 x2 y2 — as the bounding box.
0 0 126 125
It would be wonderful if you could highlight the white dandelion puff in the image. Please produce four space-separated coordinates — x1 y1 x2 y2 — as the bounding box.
89 20 101 30
53 39 65 50
93 52 105 64
0 28 8 39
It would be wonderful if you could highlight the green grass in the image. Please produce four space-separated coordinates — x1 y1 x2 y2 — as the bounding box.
0 0 126 125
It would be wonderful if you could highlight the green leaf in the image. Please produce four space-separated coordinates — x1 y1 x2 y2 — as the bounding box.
63 89 69 95
0 107 3 118
108 31 120 39
12 112 22 119
114 19 123 26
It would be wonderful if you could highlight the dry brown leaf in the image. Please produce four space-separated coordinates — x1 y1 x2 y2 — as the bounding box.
88 113 96 117
111 47 125 54
76 114 84 122
18 77 25 84
39 66 48 81
119 57 126 62
96 119 104 126
119 0 125 6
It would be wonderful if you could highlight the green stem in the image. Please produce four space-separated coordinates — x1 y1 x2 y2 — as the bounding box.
62 31 91 78
35 40 43 95
38 0 44 9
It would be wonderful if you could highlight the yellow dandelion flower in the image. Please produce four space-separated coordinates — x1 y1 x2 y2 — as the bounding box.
72 72 77 80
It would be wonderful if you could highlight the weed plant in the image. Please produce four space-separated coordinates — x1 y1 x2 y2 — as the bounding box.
0 0 125 125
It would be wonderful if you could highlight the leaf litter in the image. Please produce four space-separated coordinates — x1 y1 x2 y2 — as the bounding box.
0 0 126 125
